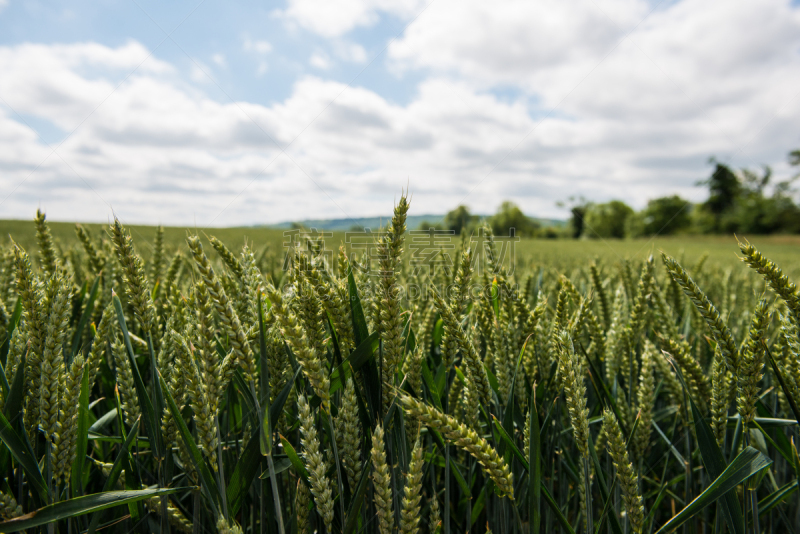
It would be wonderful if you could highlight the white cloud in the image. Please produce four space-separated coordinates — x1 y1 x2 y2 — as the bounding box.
211 53 226 68
275 0 427 37
190 62 213 83
0 0 9 13
2 0 800 226
390 0 644 85
389 0 800 122
309 52 333 70
309 42 367 70
0 41 172 129
243 38 272 55
333 41 367 63
387 0 800 194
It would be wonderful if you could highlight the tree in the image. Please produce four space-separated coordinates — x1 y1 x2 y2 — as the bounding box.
692 154 800 235
789 149 800 168
557 196 589 239
583 200 633 239
569 205 587 239
416 219 445 231
444 205 479 235
627 195 691 237
790 149 800 181
741 166 771 195
490 201 539 237
729 165 800 234
697 161 740 232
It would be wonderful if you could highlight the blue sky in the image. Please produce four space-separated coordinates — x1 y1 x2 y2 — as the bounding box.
1 0 799 226
0 1 418 130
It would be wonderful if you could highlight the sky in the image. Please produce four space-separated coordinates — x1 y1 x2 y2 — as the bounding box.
1 0 799 227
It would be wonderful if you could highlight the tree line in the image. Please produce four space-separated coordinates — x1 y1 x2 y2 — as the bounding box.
427 148 800 238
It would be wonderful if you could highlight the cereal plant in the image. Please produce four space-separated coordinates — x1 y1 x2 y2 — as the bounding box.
0 197 797 533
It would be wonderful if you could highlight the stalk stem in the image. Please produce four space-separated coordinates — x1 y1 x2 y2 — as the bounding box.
327 409 347 529
266 453 286 534
216 415 229 521
444 370 452 534
47 441 54 534
584 457 593 534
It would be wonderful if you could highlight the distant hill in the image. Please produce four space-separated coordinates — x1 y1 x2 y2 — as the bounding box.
268 214 447 231
269 214 566 231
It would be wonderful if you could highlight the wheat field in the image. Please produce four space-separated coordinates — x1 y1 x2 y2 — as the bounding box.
0 193 798 533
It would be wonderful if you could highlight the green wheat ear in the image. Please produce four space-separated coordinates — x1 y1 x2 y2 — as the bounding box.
376 193 410 412
336 377 363 491
400 438 425 534
737 298 770 427
110 317 141 427
710 346 730 447
295 478 312 534
110 219 156 334
428 492 442 534
603 408 645 534
399 394 514 499
208 235 245 281
555 330 590 459
75 223 106 275
778 315 800 404
215 517 243 534
439 246 474 369
633 342 656 463
371 422 394 534
554 329 592 532
662 252 738 373
658 335 711 411
0 490 23 520
39 268 71 443
150 225 165 284
87 301 111 381
34 209 58 276
170 328 218 471
431 289 492 405
738 239 800 323
187 235 257 384
298 394 335 534
53 354 85 482
590 263 611 327
266 284 330 409
304 256 355 351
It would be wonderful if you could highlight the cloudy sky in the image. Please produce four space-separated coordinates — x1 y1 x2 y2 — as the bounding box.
1 0 799 226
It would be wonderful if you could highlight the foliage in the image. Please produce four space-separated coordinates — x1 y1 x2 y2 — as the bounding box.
0 197 799 534
574 148 800 238
490 201 540 237
627 195 692 237
701 161 742 223
569 204 588 238
583 200 634 238
557 196 588 238
693 157 800 235
443 205 480 235
416 220 446 232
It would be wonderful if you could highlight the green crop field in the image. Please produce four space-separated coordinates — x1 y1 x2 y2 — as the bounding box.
3 218 799 275
0 201 799 534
